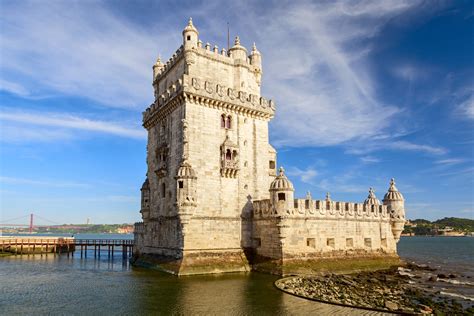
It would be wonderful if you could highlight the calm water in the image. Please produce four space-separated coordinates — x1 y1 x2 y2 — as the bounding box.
0 235 472 315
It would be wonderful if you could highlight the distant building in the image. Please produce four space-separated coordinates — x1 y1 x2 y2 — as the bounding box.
133 19 406 275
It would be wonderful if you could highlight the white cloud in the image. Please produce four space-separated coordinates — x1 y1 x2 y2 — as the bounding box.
389 141 446 155
457 95 474 119
360 156 380 163
0 2 175 108
435 158 465 165
0 176 89 188
287 166 318 184
0 110 146 141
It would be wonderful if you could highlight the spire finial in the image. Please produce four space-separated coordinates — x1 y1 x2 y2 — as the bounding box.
234 36 240 46
279 166 285 176
390 178 395 186
188 17 193 26
326 192 331 201
252 42 257 52
368 187 375 197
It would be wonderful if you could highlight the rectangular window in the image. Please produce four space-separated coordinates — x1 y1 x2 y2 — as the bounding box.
178 181 183 189
305 200 310 209
327 238 335 248
307 238 315 248
381 238 387 248
278 193 286 201
364 238 372 248
346 238 353 248
269 160 276 169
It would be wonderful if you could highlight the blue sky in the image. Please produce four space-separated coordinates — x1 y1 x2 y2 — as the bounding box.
0 0 473 224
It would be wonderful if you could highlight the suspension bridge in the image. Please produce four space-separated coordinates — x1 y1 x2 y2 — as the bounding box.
0 213 69 233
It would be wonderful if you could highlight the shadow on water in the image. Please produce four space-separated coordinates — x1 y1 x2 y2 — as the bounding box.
0 252 385 315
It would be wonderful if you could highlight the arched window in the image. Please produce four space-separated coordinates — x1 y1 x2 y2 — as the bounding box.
221 115 226 128
225 149 232 160
225 116 232 129
232 150 238 159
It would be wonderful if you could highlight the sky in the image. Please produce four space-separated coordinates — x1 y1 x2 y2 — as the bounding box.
0 0 473 224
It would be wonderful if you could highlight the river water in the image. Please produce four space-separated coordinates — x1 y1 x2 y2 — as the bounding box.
0 235 472 315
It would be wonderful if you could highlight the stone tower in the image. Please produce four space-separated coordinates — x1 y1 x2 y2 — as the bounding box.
134 18 277 275
383 178 406 242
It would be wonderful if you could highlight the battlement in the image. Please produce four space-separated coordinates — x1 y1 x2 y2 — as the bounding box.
143 74 275 128
253 198 390 221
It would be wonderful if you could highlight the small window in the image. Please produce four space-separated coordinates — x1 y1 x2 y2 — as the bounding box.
346 238 353 248
278 193 286 201
364 238 372 248
307 238 315 248
225 116 232 129
161 183 166 198
221 115 226 128
305 200 310 209
269 160 275 169
244 161 248 167
187 35 191 41
381 238 387 247
178 181 183 189
225 149 232 160
327 238 335 248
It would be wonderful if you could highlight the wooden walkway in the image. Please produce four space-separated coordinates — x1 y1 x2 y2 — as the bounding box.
0 237 133 258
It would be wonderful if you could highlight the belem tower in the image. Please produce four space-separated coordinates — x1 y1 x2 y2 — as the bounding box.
133 19 406 275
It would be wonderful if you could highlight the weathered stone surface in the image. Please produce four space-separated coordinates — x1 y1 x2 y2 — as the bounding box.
133 19 407 275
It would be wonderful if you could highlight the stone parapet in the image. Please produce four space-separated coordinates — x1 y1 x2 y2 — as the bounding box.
253 199 390 221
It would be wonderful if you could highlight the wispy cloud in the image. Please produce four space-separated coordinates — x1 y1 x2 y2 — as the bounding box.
0 2 175 108
435 158 465 165
388 141 447 155
0 176 89 188
360 156 380 164
457 95 474 120
287 166 318 184
0 110 146 141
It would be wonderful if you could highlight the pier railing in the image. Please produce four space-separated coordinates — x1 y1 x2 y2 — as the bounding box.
0 237 133 258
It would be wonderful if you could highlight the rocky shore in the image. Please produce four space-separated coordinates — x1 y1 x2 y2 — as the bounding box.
275 264 474 315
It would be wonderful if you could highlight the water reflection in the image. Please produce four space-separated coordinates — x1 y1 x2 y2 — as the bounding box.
0 254 386 315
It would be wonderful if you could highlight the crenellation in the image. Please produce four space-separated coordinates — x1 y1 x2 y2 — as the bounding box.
134 19 405 275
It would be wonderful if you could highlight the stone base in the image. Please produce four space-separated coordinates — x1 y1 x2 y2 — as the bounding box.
131 249 251 276
251 254 402 276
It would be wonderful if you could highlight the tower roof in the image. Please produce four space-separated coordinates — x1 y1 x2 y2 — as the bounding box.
270 167 294 191
183 17 198 35
251 42 261 55
153 56 164 69
383 178 404 201
176 160 196 179
364 187 381 205
229 36 247 53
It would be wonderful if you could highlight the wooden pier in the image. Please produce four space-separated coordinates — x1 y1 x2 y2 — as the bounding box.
0 237 133 258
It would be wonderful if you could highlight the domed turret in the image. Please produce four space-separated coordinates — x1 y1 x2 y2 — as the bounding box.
182 17 199 49
383 178 404 202
364 188 380 206
249 42 262 68
383 178 406 242
175 159 197 209
228 36 248 61
176 160 196 179
270 167 294 215
270 167 294 191
153 56 164 81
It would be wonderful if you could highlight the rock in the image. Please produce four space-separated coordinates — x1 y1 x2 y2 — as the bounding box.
437 273 448 279
419 304 433 314
428 276 437 282
448 274 456 278
385 301 398 310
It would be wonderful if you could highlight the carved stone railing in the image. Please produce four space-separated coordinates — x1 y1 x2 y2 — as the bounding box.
252 199 390 220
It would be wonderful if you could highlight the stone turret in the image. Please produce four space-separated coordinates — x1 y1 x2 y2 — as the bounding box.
364 188 380 206
249 43 261 68
270 167 294 215
383 178 405 242
175 159 197 231
140 178 150 221
152 56 164 81
182 17 199 49
228 36 248 61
